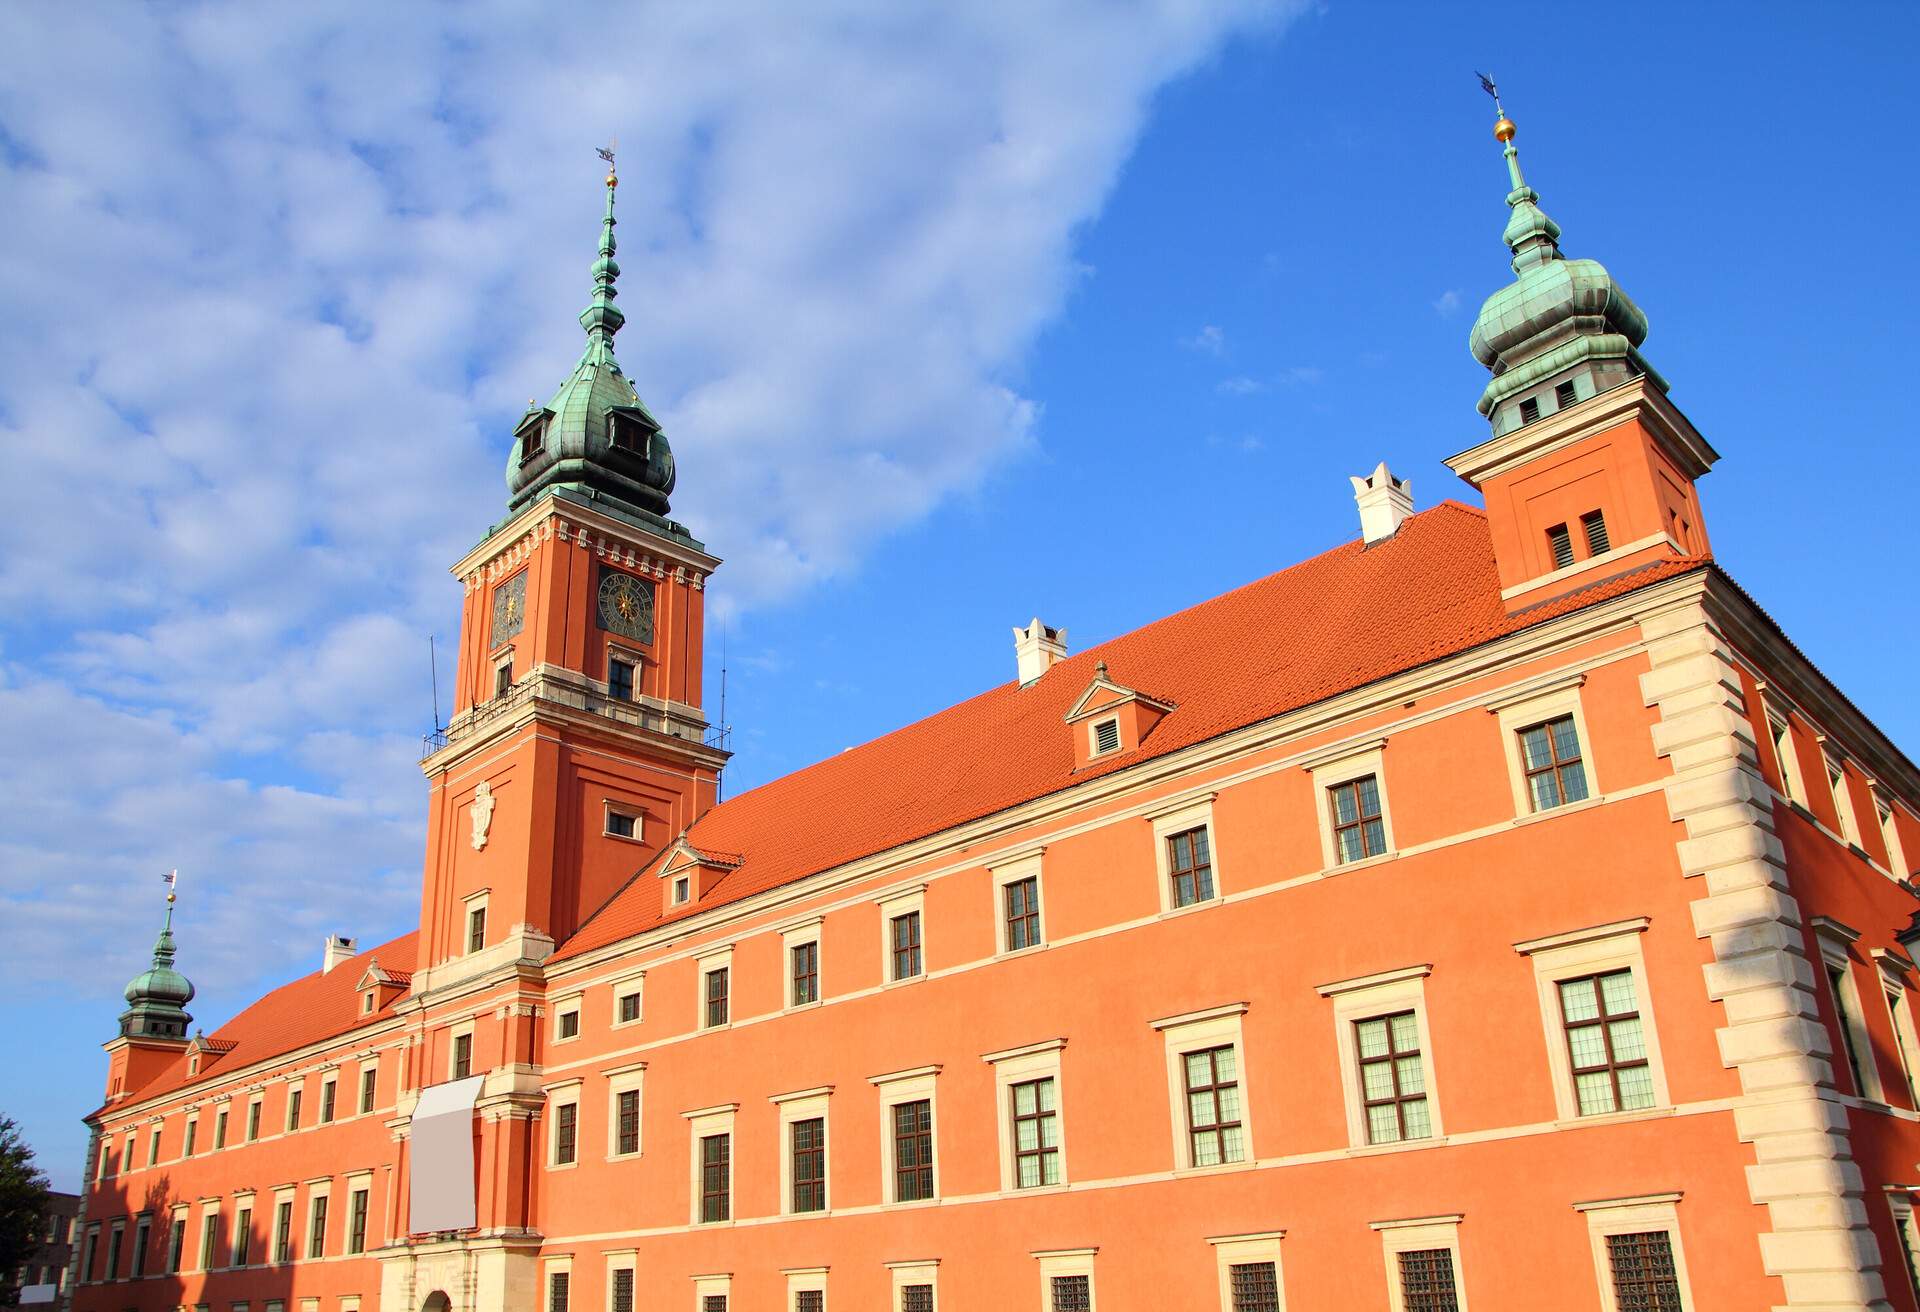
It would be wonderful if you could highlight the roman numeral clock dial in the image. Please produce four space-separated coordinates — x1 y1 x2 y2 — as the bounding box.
597 567 655 645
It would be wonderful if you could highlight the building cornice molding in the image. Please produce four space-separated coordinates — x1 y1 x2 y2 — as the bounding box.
452 494 720 588
1444 376 1718 488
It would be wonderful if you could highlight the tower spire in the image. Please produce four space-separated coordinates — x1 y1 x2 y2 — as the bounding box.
119 871 194 1041
582 144 625 362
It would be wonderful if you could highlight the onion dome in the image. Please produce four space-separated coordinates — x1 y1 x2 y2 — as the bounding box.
119 908 194 1041
1468 110 1667 437
504 157 691 543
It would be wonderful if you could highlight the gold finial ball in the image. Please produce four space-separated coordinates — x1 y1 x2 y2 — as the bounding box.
1494 116 1516 143
606 171 618 188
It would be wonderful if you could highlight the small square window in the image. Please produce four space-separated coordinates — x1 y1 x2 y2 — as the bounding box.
1397 1247 1460 1311
1605 1231 1682 1308
1228 1261 1280 1312
557 1009 580 1040
607 810 637 839
1049 1275 1091 1311
616 989 642 1025
1092 718 1120 755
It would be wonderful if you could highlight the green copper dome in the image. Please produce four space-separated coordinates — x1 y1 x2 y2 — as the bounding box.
1468 117 1666 436
120 915 194 1042
504 166 688 541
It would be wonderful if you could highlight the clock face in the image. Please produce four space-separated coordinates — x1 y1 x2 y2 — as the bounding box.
597 568 655 644
491 572 527 646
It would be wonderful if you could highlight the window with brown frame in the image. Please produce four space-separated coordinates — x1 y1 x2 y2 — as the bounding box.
320 1079 336 1124
305 1195 327 1260
1010 1077 1059 1187
272 1201 291 1263
1004 875 1042 950
892 1099 934 1201
1182 1044 1244 1166
615 1089 640 1156
1397 1248 1460 1312
606 810 637 839
1167 826 1215 907
452 1033 472 1081
699 1133 730 1222
1356 1010 1431 1143
1050 1275 1091 1311
557 1008 580 1040
1228 1261 1280 1312
360 1066 377 1115
548 1270 570 1312
791 1116 825 1212
1605 1231 1683 1309
1328 774 1387 863
900 1286 933 1312
795 1292 823 1312
494 657 514 696
704 967 730 1028
286 1087 303 1131
346 1189 367 1255
700 1297 727 1312
611 1269 634 1312
1518 714 1589 811
617 988 642 1023
791 941 819 1005
214 1108 229 1148
553 1102 577 1166
1557 969 1654 1115
890 911 923 980
467 904 487 953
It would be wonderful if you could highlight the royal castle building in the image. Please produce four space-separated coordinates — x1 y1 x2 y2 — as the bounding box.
70 106 1920 1312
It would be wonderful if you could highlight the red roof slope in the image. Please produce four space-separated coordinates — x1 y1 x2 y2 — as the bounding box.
557 503 1702 961
117 931 418 1108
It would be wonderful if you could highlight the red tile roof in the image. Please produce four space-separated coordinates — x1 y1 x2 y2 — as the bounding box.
555 502 1705 961
112 931 418 1110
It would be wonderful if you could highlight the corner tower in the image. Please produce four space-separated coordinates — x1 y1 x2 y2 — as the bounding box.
1446 89 1718 612
415 154 726 987
102 891 194 1104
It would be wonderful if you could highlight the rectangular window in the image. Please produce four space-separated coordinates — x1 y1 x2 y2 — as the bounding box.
557 1008 580 1040
608 657 634 702
1605 1231 1684 1308
108 1225 125 1279
81 1227 98 1282
1770 716 1804 802
272 1201 292 1263
1184 1044 1244 1166
1519 395 1542 426
790 1116 826 1212
1228 1262 1280 1312
1547 521 1574 569
548 1271 570 1312
1881 801 1911 877
900 1287 934 1312
1889 987 1920 1106
892 1099 934 1201
1010 1077 1060 1188
891 911 923 980
1828 963 1870 1096
1050 1275 1091 1311
214 1109 228 1149
320 1080 336 1124
184 1120 197 1156
1519 714 1589 811
1555 379 1578 410
450 1030 475 1079
615 1089 641 1156
673 875 690 904
554 1103 578 1166
617 989 642 1024
467 905 487 953
1167 826 1215 907
1328 774 1387 864
1895 1208 1920 1305
232 1206 251 1266
494 657 514 696
702 1299 727 1312
699 1133 731 1223
1827 755 1861 845
149 1128 161 1165
246 1101 261 1143
1559 969 1655 1115
347 1189 368 1255
1004 876 1042 951
306 1196 327 1259
360 1067 377 1115
607 810 637 839
199 1214 217 1271
795 1293 823 1312
1356 1011 1431 1144
286 1088 303 1132
705 967 730 1028
167 1217 186 1273
1581 509 1610 556
1397 1247 1461 1312
611 1269 634 1312
1092 718 1120 755
790 941 819 1005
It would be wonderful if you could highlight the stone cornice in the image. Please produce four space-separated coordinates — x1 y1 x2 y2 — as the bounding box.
1444 376 1719 488
452 494 719 587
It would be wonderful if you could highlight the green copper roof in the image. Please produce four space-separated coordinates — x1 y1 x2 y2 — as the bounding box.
504 164 691 544
120 906 194 1041
1467 114 1666 435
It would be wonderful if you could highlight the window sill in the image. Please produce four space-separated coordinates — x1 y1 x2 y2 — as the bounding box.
1008 1180 1071 1196
698 1022 733 1034
1513 793 1607 827
784 998 825 1014
1343 1134 1449 1158
1552 1104 1675 1131
605 1151 643 1163
877 1197 941 1211
1173 1159 1249 1178
1158 897 1221 921
996 943 1049 962
882 975 926 989
611 1017 644 1031
604 829 649 847
1328 849 1400 875
546 1161 579 1172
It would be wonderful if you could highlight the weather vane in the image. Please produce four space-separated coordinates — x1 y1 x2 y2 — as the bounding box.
1475 71 1504 117
597 140 617 185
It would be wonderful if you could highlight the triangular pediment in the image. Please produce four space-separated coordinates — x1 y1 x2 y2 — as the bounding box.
1065 663 1175 724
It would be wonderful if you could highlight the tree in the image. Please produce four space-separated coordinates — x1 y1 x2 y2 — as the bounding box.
0 1117 51 1305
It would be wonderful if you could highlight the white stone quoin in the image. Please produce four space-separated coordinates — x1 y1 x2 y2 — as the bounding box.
321 934 358 973
1013 617 1068 686
1351 461 1414 544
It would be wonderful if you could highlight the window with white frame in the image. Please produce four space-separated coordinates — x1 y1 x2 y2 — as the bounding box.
1886 1192 1920 1306
699 949 732 1029
879 888 926 983
1306 741 1394 868
464 891 489 956
1824 748 1862 845
1373 1215 1465 1312
612 972 644 1026
544 1258 572 1312
606 1251 637 1312
990 851 1046 955
1880 960 1920 1108
772 1086 831 1215
605 1063 645 1160
1576 1193 1694 1312
1149 796 1220 913
303 1185 329 1260
1316 965 1441 1147
1151 1003 1251 1170
1491 677 1595 816
1767 710 1807 805
1208 1231 1285 1312
781 919 823 1008
448 1021 476 1081
872 1066 940 1204
1876 790 1912 878
683 1104 736 1225
1515 918 1671 1120
357 1061 378 1116
888 1263 938 1312
604 803 641 842
230 1197 253 1266
1813 919 1882 1100
1034 1248 1096 1311
786 1267 828 1312
545 1081 581 1168
984 1038 1066 1191
553 994 582 1043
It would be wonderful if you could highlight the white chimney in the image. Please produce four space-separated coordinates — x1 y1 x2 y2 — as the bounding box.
1350 461 1413 544
322 934 358 974
1013 617 1069 686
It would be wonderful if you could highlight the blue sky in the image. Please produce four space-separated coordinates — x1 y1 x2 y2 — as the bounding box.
3 2 1916 1189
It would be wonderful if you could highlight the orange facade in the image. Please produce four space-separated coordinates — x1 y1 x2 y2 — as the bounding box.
74 164 1920 1312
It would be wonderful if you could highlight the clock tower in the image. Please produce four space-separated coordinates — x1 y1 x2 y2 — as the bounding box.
412 156 726 987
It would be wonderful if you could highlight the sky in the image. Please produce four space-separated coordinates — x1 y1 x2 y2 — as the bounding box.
2 2 1916 1190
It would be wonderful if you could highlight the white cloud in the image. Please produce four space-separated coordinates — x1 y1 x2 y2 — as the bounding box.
1434 288 1463 316
1184 323 1227 354
1216 374 1266 395
0 0 1303 1010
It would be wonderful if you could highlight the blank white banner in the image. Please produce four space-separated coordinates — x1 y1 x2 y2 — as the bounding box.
18 1284 56 1305
409 1074 486 1233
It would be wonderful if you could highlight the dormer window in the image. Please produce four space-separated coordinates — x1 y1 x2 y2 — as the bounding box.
1581 510 1610 556
1092 718 1120 756
518 419 546 468
362 992 374 1015
609 412 652 458
673 876 690 905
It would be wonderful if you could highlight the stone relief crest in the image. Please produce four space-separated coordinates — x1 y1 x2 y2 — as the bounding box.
469 781 496 851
